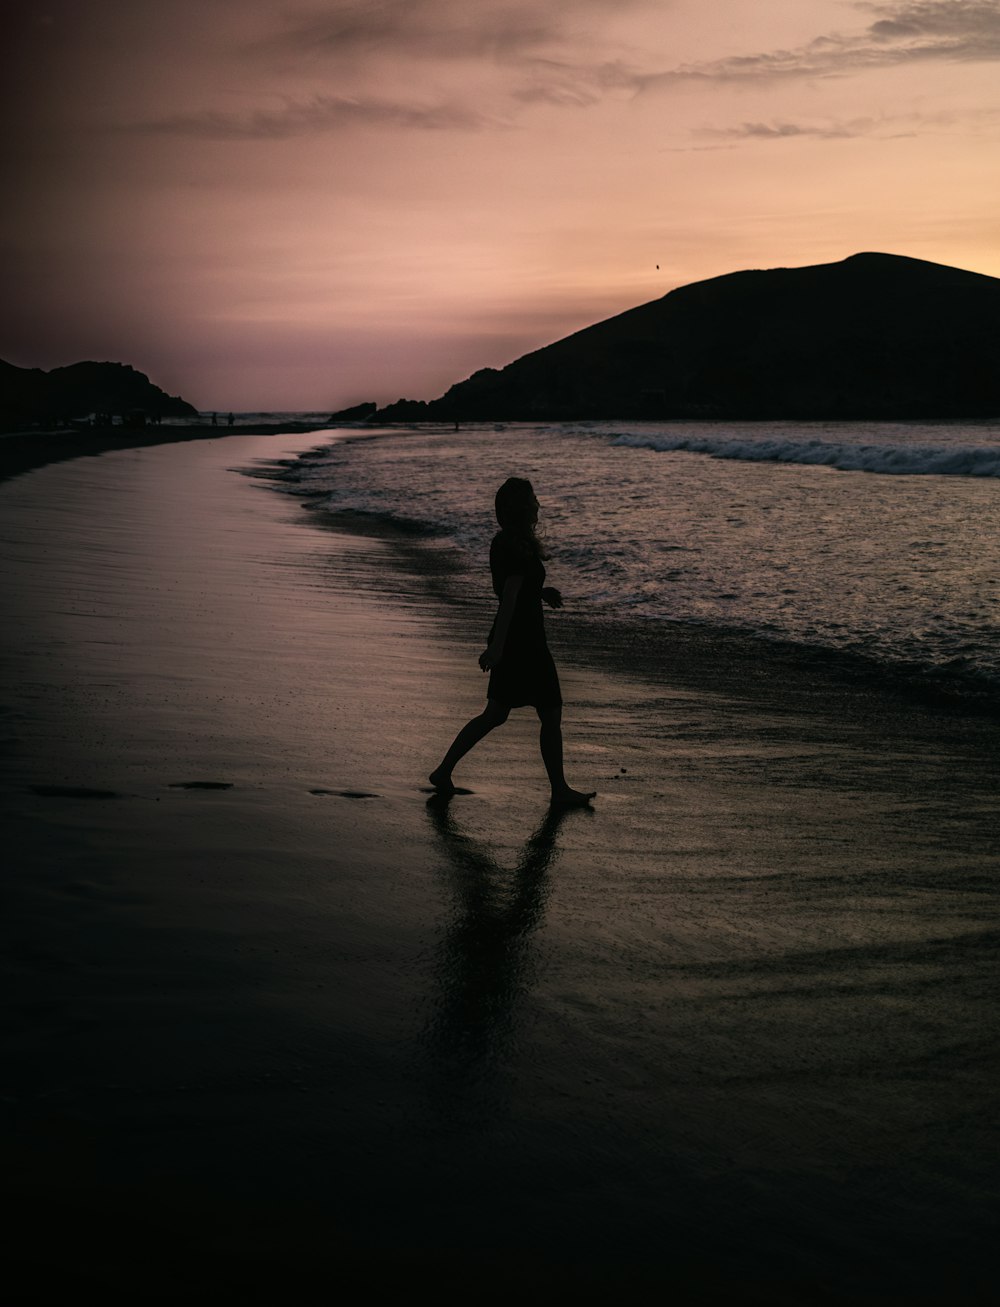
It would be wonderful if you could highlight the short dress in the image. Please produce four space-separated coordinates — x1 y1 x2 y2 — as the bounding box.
486 530 562 710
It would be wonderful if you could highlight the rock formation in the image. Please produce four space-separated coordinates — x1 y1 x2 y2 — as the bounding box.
0 359 198 428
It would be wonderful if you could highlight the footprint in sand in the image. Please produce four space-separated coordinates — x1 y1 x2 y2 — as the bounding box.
309 788 380 799
30 784 121 799
418 785 475 796
168 781 234 790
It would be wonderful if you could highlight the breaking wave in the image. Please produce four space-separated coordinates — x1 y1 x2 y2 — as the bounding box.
610 433 1000 477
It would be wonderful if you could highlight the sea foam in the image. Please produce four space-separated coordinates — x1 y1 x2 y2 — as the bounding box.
610 433 1000 478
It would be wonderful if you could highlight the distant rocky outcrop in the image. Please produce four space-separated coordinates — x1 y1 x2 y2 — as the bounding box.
376 253 1000 421
0 359 198 428
327 401 377 423
377 398 432 422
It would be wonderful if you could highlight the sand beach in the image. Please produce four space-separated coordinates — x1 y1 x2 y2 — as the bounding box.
2 431 999 1303
0 421 329 487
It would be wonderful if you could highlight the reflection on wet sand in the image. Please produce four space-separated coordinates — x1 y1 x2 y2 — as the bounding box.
422 800 581 1100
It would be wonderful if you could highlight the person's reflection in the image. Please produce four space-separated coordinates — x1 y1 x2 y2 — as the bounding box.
422 798 583 1102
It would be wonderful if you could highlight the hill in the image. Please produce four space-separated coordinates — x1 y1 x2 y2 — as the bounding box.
377 253 1000 421
0 359 198 427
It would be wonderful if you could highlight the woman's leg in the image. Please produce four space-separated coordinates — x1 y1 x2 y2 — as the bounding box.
537 705 595 806
430 700 510 791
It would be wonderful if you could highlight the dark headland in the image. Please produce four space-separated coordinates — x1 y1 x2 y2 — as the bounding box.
0 360 328 484
0 358 198 429
376 252 1000 421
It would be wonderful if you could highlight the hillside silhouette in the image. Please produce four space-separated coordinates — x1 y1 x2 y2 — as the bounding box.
378 253 1000 421
0 359 197 428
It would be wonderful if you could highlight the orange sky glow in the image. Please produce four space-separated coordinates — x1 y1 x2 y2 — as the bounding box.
4 0 999 409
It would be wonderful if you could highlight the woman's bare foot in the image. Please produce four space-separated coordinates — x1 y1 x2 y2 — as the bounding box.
550 786 595 807
429 767 457 794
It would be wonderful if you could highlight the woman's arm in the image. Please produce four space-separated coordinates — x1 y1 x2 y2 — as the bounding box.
479 575 522 671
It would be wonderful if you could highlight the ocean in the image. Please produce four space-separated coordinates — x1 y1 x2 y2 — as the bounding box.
4 424 999 1300
264 418 1000 706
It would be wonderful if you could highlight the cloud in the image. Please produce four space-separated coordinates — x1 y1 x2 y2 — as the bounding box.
641 1 1000 87
700 117 914 141
133 93 502 139
511 58 639 108
127 1 650 138
665 103 1000 152
264 0 554 62
259 0 652 114
125 2 1000 143
259 0 646 65
708 120 869 140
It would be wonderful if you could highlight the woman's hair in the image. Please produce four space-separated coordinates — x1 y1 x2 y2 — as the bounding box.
495 477 544 557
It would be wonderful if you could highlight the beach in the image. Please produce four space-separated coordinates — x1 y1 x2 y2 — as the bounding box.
3 431 999 1303
0 421 329 487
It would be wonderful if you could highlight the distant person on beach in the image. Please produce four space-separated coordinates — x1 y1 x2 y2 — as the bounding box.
227 412 234 427
430 477 595 807
211 412 217 426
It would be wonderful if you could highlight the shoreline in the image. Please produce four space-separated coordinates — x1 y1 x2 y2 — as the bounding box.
0 421 332 485
289 495 1000 729
4 432 1000 1302
261 417 1000 722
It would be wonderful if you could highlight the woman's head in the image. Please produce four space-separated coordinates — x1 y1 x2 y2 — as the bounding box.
494 477 539 532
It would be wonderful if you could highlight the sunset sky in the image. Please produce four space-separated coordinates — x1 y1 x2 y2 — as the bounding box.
4 0 999 410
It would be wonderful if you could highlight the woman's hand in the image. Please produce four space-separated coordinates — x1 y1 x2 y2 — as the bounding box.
541 587 563 609
479 643 503 671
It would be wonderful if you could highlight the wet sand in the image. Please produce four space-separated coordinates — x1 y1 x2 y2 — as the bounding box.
0 422 328 486
2 433 999 1303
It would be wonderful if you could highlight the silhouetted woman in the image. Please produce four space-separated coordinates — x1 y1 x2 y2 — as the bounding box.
430 477 594 806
